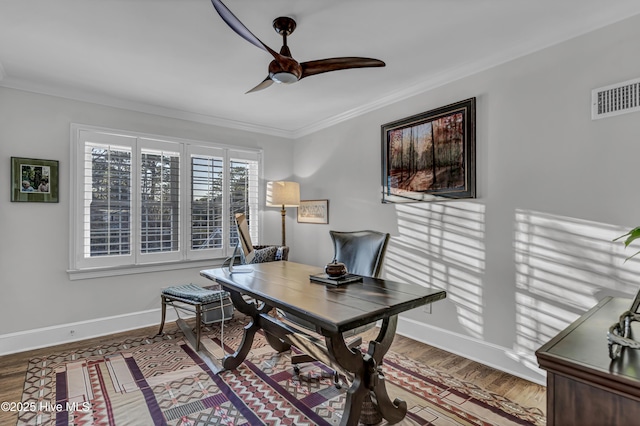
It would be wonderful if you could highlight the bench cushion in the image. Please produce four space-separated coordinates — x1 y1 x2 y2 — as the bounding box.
162 283 229 303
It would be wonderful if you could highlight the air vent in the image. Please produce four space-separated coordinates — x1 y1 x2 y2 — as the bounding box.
592 77 640 120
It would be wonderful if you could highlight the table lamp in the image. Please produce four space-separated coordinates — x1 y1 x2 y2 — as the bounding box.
267 181 300 246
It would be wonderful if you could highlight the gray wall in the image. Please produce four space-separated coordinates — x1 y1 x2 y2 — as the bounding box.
0 87 295 351
2 14 640 384
291 13 640 383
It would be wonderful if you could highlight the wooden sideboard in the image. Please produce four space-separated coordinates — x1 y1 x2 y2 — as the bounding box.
536 296 640 426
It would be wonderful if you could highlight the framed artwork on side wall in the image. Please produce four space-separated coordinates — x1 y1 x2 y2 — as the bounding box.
297 199 329 224
381 97 476 203
11 157 59 203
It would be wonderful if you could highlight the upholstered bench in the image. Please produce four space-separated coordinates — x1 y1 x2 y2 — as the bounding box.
157 283 233 351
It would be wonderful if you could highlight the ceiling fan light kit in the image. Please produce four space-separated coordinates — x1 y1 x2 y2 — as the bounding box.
271 72 298 84
210 0 385 93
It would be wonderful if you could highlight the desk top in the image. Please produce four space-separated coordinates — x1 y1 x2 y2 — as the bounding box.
536 296 640 396
201 261 446 334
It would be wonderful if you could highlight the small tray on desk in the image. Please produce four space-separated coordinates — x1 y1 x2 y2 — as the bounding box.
310 273 363 286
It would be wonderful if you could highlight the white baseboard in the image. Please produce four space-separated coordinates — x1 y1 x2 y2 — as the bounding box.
0 308 179 356
396 316 547 386
1 309 546 386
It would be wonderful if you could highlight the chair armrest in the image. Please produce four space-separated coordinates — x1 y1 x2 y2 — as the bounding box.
252 245 289 261
221 245 289 267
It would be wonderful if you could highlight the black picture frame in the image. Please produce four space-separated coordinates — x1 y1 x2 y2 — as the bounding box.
11 157 59 203
381 97 476 203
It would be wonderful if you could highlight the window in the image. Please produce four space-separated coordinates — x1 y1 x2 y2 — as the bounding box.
70 125 261 272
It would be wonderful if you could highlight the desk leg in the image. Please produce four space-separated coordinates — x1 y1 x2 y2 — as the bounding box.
326 314 406 426
221 290 290 370
261 305 291 353
220 290 261 370
368 316 407 423
223 318 261 371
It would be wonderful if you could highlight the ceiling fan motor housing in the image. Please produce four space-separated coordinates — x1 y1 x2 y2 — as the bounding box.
268 53 301 83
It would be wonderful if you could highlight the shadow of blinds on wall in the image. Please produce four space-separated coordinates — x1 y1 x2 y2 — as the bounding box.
385 202 486 339
514 210 640 369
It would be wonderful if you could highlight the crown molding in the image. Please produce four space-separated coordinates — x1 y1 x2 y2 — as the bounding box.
0 77 297 139
291 10 640 138
290 59 510 138
2 10 638 141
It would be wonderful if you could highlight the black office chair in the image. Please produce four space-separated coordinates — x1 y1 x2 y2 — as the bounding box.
289 230 390 387
328 230 390 278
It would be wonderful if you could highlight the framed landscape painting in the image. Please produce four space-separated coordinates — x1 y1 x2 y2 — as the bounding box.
381 98 476 203
11 157 59 203
297 199 329 224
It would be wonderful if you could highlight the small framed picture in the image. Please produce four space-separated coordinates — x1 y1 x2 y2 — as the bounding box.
11 157 59 203
297 199 329 224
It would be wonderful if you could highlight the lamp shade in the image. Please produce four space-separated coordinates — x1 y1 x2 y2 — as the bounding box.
267 181 300 207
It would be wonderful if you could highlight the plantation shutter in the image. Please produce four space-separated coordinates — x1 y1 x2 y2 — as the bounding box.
71 125 262 273
190 154 224 250
229 156 259 248
86 145 132 257
139 148 180 254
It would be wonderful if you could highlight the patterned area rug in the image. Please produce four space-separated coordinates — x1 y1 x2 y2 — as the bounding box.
17 318 545 425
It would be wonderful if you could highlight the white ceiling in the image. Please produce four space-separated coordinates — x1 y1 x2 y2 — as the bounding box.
2 0 640 138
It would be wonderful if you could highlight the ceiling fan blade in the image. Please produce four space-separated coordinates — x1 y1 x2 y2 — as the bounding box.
246 76 274 94
301 57 385 79
210 0 281 60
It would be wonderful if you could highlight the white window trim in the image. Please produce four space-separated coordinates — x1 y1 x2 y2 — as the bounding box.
68 123 263 279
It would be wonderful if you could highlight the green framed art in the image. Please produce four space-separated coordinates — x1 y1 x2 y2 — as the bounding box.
11 157 59 203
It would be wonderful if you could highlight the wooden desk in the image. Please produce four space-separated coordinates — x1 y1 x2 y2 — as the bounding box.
200 261 446 426
536 297 640 426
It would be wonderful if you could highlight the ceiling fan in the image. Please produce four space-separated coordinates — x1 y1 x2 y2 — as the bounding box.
210 0 386 93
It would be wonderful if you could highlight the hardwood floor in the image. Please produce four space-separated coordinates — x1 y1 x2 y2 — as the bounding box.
384 332 547 413
0 319 546 425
